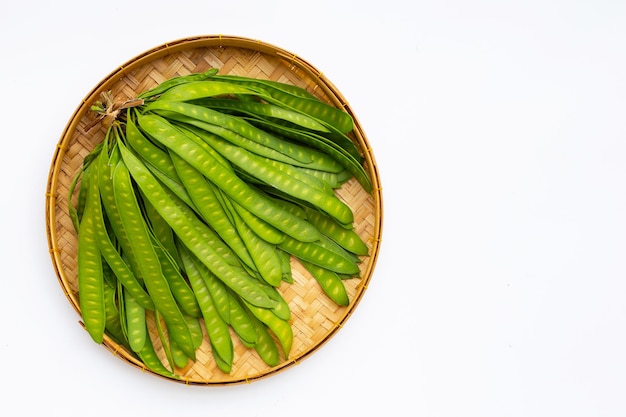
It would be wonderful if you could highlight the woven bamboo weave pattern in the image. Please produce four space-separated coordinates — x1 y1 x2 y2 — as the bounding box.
46 35 383 385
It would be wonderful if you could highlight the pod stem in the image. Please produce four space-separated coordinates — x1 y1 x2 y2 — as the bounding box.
85 91 144 132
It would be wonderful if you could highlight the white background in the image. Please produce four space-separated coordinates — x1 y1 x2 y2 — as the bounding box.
2 0 626 415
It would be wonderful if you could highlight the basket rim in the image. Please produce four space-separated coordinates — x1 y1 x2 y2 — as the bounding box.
45 34 383 385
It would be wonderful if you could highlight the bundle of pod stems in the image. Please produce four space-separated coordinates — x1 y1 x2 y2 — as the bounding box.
70 68 372 378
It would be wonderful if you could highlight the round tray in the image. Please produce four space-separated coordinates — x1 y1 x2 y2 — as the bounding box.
45 35 383 385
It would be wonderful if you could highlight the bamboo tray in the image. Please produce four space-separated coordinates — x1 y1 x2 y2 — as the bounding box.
45 35 383 385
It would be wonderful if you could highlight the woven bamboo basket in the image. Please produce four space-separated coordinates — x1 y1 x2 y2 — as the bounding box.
45 35 383 385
